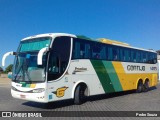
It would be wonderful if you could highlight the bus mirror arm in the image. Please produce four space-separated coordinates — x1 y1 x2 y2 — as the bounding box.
37 47 50 65
2 51 16 67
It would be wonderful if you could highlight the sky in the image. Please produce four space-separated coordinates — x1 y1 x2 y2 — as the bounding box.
0 0 160 69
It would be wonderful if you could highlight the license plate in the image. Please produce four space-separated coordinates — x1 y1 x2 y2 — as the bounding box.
20 95 26 98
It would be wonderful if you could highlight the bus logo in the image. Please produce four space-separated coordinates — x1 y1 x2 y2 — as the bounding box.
52 86 68 98
73 67 87 74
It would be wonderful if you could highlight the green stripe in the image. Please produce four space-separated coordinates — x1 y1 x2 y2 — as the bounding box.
91 60 115 93
26 84 31 88
20 82 31 88
20 82 26 87
102 61 123 92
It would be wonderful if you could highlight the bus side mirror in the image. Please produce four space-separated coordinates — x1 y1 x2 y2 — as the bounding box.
37 47 50 65
2 51 16 67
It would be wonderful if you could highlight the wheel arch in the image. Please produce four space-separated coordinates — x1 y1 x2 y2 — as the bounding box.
136 78 143 87
71 81 89 99
144 78 150 86
144 78 149 82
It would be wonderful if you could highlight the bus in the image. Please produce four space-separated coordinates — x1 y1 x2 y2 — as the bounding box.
2 33 158 104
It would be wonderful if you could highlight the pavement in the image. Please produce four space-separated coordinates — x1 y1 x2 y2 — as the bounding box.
0 74 11 86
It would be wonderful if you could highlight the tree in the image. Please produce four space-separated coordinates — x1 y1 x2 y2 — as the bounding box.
0 67 3 76
5 64 13 73
0 67 3 72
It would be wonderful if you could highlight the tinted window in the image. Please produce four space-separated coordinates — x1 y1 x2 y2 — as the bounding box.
48 37 71 81
72 38 157 64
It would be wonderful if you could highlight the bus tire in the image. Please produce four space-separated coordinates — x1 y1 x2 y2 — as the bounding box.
136 81 143 93
74 84 87 105
143 80 149 92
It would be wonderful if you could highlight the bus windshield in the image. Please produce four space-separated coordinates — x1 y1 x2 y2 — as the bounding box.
20 37 51 52
13 52 47 83
12 37 51 83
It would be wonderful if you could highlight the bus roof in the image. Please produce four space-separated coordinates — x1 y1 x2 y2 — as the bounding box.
21 33 77 41
98 38 130 46
97 38 156 53
21 33 156 53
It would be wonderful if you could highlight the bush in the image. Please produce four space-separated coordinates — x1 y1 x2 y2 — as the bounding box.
5 64 13 73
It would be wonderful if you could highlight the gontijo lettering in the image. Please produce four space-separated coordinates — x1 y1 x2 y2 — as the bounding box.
127 65 145 71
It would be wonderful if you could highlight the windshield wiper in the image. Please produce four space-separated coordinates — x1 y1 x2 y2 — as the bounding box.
14 62 23 81
14 56 31 82
23 62 32 81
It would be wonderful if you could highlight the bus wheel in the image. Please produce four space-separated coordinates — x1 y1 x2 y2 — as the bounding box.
74 84 87 105
143 80 149 92
136 81 143 93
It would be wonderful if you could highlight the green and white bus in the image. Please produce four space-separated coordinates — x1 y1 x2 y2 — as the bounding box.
2 33 158 104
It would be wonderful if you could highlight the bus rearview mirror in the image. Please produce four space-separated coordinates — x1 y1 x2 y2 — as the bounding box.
2 51 16 67
37 47 50 65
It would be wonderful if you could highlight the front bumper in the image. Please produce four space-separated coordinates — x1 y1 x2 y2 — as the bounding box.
11 89 48 103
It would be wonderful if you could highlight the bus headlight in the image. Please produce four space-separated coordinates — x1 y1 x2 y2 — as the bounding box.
11 86 17 91
32 88 45 93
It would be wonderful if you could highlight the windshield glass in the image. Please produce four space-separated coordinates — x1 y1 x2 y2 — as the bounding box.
13 52 47 83
20 37 51 52
12 37 51 83
47 36 71 81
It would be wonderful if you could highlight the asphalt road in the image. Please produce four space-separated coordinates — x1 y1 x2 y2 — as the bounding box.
0 78 160 120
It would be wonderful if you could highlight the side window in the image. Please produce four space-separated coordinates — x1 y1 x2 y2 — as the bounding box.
73 41 81 59
136 50 141 63
72 39 91 59
84 43 91 59
148 53 154 64
144 52 148 63
80 42 85 58
92 43 107 60
145 52 157 64
112 46 119 61
124 49 130 62
152 53 157 64
48 37 71 81
108 46 113 60
120 48 125 61
100 45 107 59
72 39 158 64
92 43 101 59
142 52 147 63
148 53 152 63
131 50 136 62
